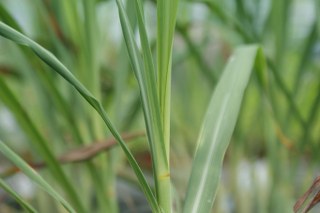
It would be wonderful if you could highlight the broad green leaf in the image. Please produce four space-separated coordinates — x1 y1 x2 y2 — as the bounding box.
183 45 266 213
0 21 158 213
0 140 75 213
0 178 38 213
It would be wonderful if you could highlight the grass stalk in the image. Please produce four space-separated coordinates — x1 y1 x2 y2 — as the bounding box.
156 0 179 211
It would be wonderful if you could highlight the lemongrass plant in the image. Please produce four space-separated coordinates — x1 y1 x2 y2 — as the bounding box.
0 0 319 213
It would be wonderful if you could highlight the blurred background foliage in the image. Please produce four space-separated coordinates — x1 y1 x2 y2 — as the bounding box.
0 0 319 212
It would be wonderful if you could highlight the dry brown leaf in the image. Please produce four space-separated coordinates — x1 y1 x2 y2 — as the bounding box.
294 176 320 213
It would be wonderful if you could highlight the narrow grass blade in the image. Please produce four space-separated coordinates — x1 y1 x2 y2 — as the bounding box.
116 0 165 168
157 0 179 160
302 82 320 151
266 60 306 129
183 45 265 213
0 21 159 212
113 0 137 127
81 0 99 95
0 4 22 32
290 21 319 146
80 1 114 212
0 178 38 213
156 0 179 211
292 21 318 92
0 141 75 213
0 11 111 211
176 24 217 85
269 0 292 69
0 78 86 212
198 0 252 42
0 5 84 146
132 0 172 208
115 0 169 211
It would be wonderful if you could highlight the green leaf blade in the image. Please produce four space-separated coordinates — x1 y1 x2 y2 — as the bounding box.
0 77 86 213
156 1 179 211
115 1 168 211
0 141 76 213
183 45 265 213
0 178 38 213
157 0 179 161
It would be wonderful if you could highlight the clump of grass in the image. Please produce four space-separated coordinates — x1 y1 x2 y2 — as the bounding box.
0 0 319 212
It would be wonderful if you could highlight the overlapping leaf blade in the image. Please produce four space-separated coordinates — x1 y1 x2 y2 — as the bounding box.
115 0 168 212
115 0 180 211
156 1 179 209
157 0 179 163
